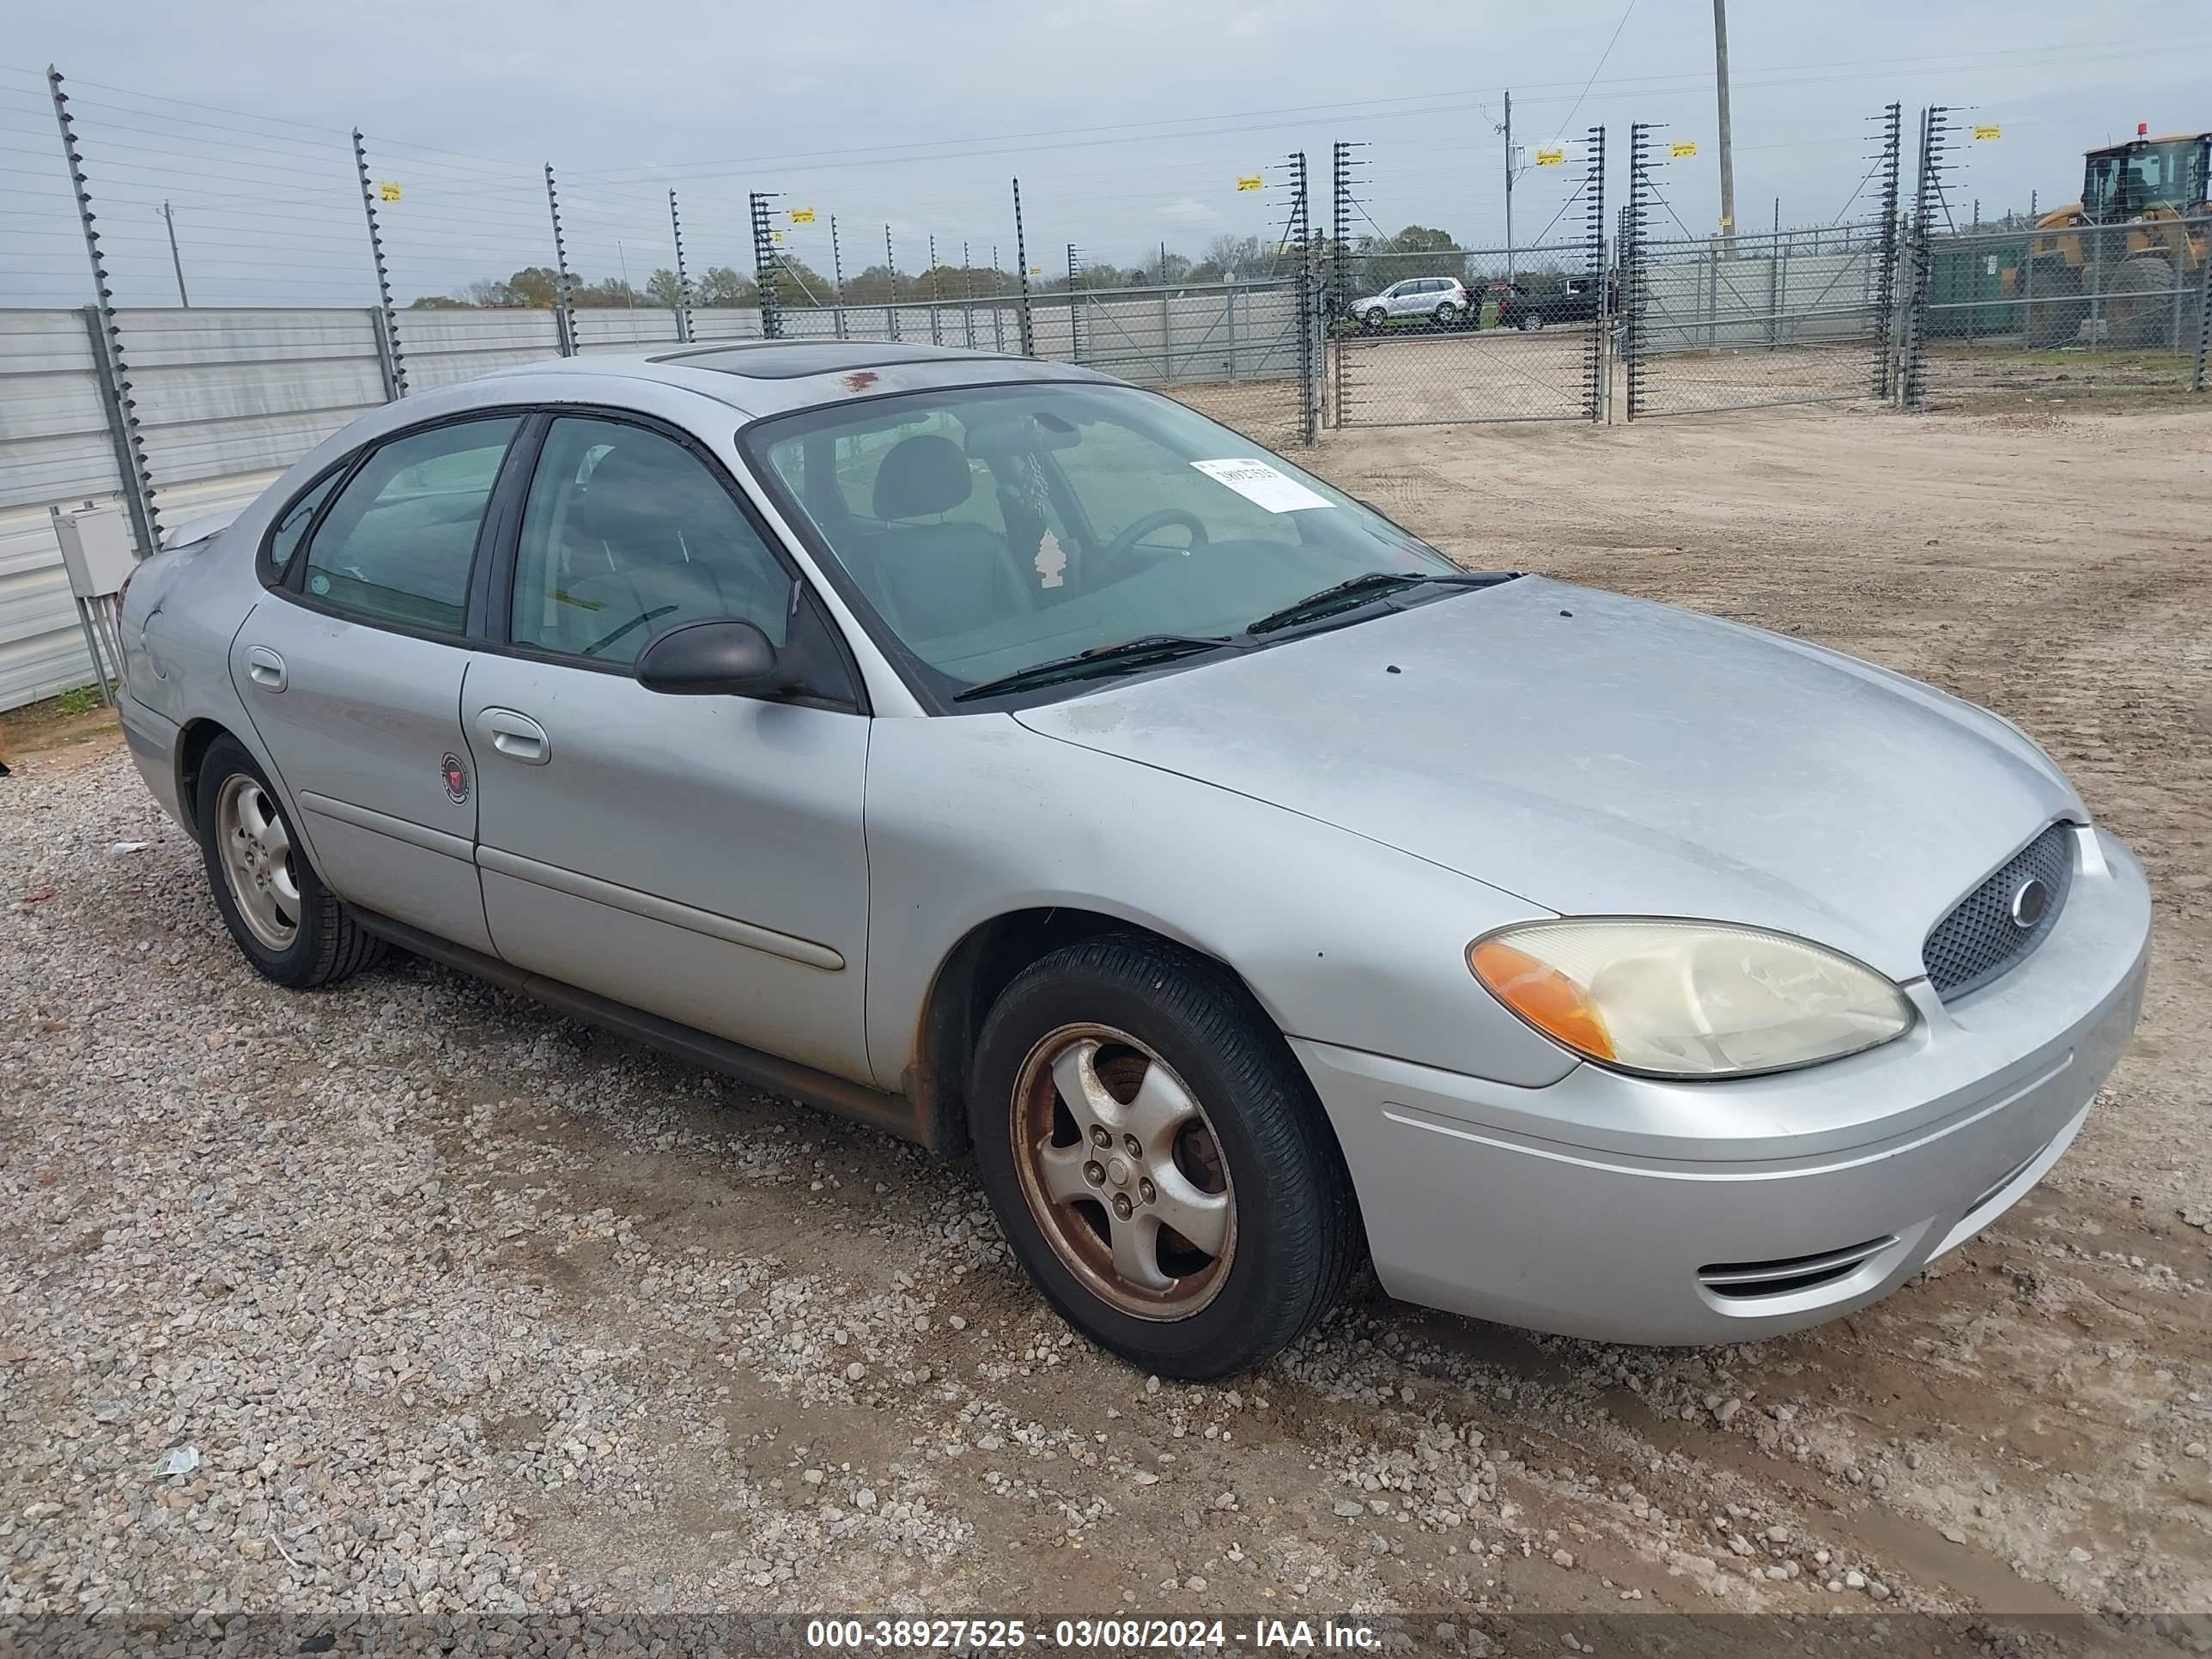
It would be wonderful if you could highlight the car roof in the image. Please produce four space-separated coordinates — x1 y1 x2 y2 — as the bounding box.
473 340 1115 418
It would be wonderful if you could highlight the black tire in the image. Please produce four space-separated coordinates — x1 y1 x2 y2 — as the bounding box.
1520 311 1545 332
195 733 384 989
1432 301 1458 325
2023 260 2086 348
969 932 1360 1379
1363 307 1387 330
2106 255 2176 349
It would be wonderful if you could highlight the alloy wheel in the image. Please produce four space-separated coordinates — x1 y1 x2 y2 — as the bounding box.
1011 1024 1236 1320
216 773 301 951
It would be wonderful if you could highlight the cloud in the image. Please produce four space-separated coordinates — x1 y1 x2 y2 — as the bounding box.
1158 197 1224 228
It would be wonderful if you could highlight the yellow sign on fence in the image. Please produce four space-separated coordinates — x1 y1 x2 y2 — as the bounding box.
377 181 402 204
1235 173 1263 191
1670 141 1698 158
1972 124 2002 141
1534 147 1566 167
788 206 816 223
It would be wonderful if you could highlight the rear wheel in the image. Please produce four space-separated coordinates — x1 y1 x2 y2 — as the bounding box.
196 735 384 989
1431 301 1459 325
970 933 1360 1378
1520 311 1545 332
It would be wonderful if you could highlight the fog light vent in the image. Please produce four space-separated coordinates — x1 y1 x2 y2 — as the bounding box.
1697 1237 1898 1300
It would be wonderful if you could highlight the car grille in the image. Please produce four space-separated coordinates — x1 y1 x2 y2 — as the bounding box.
1922 823 2075 1002
1697 1237 1898 1300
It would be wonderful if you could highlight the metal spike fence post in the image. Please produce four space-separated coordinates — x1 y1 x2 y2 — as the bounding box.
1330 141 1364 323
1277 149 1314 446
49 65 160 560
2191 241 2211 392
544 164 577 356
927 234 942 344
1012 178 1036 356
1624 124 1659 422
750 193 782 338
1583 125 1607 422
353 130 408 397
830 216 847 340
884 225 900 342
1871 102 1903 400
961 240 975 347
1066 243 1082 362
668 190 694 343
1901 106 1948 411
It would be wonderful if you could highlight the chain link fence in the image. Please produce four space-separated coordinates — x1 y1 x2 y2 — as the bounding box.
1900 106 2209 408
1907 216 2209 408
1620 112 1900 419
1328 131 1607 427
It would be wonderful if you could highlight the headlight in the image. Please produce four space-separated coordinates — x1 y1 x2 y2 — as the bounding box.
1467 920 1914 1079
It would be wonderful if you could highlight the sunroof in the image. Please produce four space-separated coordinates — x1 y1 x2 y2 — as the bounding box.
652 342 1005 380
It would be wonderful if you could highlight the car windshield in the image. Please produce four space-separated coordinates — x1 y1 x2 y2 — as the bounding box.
744 382 1464 702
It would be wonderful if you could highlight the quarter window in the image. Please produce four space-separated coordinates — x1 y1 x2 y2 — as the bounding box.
267 470 342 577
299 416 520 632
509 416 793 665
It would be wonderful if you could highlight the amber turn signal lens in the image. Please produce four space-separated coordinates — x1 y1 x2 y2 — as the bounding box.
1467 938 1617 1061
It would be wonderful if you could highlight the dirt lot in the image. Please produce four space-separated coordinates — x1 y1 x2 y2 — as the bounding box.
3 403 2209 1638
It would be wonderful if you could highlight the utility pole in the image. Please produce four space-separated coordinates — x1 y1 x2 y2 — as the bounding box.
160 202 189 307
1712 0 1736 252
1503 88 1515 281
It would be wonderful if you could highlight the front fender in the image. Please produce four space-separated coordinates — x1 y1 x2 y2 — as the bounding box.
860 714 1578 1094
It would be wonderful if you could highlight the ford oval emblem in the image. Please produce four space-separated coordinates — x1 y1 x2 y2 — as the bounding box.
2008 875 2050 930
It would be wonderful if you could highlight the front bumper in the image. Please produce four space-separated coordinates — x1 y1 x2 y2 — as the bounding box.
1294 825 2151 1346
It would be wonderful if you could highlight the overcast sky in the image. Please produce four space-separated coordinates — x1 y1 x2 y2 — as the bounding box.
3 0 2204 307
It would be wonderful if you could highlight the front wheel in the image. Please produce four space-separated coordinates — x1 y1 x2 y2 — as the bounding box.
970 933 1360 1378
196 734 384 989
1520 311 1545 332
1363 307 1387 330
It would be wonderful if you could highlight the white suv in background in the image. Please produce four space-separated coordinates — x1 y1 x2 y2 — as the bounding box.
1350 276 1469 328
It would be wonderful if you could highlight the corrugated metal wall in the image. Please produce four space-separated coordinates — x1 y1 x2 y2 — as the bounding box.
1640 247 1881 351
0 310 125 710
0 286 1303 712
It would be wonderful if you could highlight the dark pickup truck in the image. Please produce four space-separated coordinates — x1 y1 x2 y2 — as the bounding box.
1494 275 1611 332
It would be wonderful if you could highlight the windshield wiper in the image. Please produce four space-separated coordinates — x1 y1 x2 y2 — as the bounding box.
951 634 1237 702
1244 569 1516 636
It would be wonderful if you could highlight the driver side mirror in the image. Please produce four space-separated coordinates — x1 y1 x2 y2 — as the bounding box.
635 618 791 698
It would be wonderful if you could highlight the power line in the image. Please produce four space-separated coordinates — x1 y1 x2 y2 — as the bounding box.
1552 0 1640 142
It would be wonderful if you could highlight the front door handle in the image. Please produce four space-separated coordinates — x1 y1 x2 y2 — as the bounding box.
476 708 550 765
244 645 286 692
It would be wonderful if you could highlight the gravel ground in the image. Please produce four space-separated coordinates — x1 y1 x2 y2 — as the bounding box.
3 403 2209 1638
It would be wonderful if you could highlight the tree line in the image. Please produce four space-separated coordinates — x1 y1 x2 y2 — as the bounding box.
401 226 1553 310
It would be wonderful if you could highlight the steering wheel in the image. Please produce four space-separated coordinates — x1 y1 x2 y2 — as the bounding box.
1101 508 1210 562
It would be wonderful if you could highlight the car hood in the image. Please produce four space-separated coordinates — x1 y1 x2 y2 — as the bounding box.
1012 576 2081 982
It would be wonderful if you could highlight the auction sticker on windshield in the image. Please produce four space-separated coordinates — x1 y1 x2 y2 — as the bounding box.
1189 458 1332 514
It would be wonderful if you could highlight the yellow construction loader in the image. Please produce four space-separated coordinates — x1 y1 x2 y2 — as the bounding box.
2022 126 2208 347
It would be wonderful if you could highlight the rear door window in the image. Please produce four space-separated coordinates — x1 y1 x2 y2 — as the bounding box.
298 416 521 633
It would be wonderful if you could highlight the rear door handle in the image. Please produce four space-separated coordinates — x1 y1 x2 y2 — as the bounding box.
476 707 550 765
244 645 286 692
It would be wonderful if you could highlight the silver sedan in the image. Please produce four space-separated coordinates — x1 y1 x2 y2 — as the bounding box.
114 342 2149 1378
